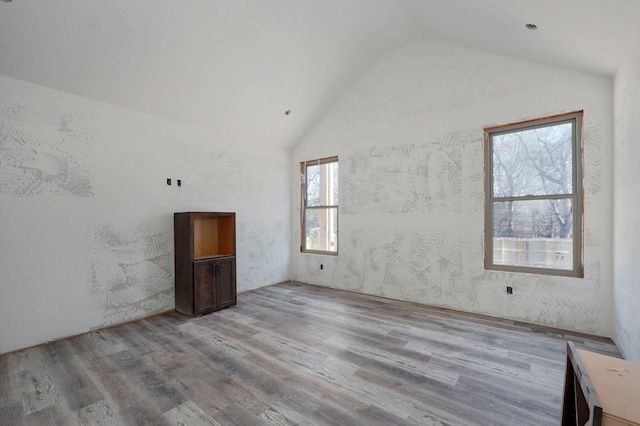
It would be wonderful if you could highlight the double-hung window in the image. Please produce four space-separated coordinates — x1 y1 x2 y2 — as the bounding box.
301 156 338 254
484 111 583 277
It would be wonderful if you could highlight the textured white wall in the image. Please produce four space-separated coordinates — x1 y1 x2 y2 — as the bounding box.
293 39 614 337
613 35 640 362
0 75 291 354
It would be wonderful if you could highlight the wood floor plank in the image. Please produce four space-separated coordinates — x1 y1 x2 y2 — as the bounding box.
17 363 60 415
39 343 103 413
256 401 317 426
74 399 120 425
0 282 622 425
163 400 221 426
24 401 76 426
68 330 127 357
215 401 265 426
75 349 145 414
357 404 414 426
116 399 170 426
0 400 27 426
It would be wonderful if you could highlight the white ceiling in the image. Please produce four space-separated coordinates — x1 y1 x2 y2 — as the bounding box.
1 0 638 150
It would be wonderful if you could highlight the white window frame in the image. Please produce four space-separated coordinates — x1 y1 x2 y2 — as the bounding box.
300 156 338 255
484 111 584 278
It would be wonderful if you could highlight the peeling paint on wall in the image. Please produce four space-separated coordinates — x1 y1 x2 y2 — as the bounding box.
0 105 93 196
91 225 173 325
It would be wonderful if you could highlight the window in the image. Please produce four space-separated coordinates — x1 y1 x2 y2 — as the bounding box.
301 156 338 254
484 111 583 277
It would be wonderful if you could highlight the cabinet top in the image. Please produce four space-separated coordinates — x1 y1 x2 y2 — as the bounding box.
175 212 235 216
576 348 640 423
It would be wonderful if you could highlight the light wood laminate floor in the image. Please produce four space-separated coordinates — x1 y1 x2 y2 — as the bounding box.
0 282 621 425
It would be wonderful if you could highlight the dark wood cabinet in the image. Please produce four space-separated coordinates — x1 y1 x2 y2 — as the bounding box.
174 212 237 316
193 257 236 315
562 341 640 426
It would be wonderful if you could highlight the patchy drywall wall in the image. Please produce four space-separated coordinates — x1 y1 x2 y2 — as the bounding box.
0 75 291 355
237 220 290 289
293 39 614 337
342 130 479 215
0 106 93 197
613 36 640 362
91 224 173 325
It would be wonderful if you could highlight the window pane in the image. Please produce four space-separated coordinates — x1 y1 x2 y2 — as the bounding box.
304 207 337 252
306 161 338 207
493 199 573 270
492 123 573 198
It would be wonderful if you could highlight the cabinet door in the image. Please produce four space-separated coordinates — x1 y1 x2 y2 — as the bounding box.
215 257 236 309
194 261 215 315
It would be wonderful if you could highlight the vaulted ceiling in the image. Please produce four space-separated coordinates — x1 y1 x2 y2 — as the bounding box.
1 0 638 149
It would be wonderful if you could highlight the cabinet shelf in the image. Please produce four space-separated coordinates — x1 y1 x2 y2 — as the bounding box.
174 212 237 316
193 215 235 259
194 254 235 261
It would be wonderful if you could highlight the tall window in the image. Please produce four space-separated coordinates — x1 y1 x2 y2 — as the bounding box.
301 156 338 254
484 111 583 277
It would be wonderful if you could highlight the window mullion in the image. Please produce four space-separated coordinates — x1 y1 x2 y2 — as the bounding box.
492 193 575 203
305 205 338 209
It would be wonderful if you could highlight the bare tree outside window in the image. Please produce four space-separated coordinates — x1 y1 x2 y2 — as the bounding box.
485 112 583 277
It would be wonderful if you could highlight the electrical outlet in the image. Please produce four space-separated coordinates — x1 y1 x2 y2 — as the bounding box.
166 178 171 186
507 286 513 294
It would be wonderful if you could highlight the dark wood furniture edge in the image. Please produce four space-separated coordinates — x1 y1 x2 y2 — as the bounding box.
562 341 604 425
